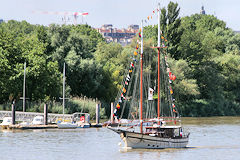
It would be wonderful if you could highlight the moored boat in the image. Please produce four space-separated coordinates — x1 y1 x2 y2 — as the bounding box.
57 122 77 129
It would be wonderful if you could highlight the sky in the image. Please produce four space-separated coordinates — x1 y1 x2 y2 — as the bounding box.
0 0 239 30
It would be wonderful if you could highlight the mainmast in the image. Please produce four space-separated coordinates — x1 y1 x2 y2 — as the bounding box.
157 3 161 123
140 20 143 133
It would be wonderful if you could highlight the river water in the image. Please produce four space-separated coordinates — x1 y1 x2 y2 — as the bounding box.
0 117 240 160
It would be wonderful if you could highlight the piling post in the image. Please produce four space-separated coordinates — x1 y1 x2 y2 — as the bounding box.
96 103 100 124
11 102 15 125
110 102 114 123
44 104 48 125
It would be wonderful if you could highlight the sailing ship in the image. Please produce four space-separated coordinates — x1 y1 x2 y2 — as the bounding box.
109 4 190 149
57 63 77 129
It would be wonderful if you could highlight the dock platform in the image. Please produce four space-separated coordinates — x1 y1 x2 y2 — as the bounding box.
1 124 58 130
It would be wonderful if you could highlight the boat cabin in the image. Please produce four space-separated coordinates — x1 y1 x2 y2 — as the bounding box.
145 125 183 138
72 113 90 123
32 116 44 125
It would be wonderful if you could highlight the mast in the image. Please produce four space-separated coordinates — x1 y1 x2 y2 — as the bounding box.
23 61 26 112
157 3 161 123
140 20 143 133
63 62 65 117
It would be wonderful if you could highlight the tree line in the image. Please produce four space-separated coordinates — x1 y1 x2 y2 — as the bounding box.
0 1 240 117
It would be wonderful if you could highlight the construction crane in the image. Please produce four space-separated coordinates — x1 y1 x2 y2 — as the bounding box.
32 11 89 25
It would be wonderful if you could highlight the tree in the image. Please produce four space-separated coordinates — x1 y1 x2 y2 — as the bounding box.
0 21 61 103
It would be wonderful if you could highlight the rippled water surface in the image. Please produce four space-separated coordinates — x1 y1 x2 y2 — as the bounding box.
0 117 240 160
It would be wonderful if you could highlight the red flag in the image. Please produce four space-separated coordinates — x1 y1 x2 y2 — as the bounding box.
121 93 126 99
139 32 141 38
130 62 134 68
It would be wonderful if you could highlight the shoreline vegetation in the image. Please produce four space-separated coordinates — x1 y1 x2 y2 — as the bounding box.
0 1 240 118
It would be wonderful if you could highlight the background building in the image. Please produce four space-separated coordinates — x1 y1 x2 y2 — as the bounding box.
96 24 139 46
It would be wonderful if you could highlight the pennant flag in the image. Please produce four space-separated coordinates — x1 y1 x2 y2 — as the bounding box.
125 81 128 85
165 39 167 42
122 87 126 93
139 32 141 38
153 10 155 14
134 51 138 56
114 109 117 114
136 44 139 49
121 93 126 99
147 16 149 20
132 58 137 62
116 103 120 109
172 74 176 81
173 109 176 112
129 69 132 73
118 98 122 103
161 36 164 39
151 16 152 19
172 104 176 108
130 62 134 68
170 86 173 94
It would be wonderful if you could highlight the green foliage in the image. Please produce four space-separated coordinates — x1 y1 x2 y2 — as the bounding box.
1 3 240 118
94 42 126 100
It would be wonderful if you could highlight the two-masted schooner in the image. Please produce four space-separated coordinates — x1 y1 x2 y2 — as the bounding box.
109 3 190 149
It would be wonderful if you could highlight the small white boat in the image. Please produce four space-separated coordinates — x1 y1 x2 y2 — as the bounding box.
31 116 44 125
57 122 77 129
72 113 91 128
0 117 12 129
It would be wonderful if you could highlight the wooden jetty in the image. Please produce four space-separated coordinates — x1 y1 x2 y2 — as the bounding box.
1 124 57 130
